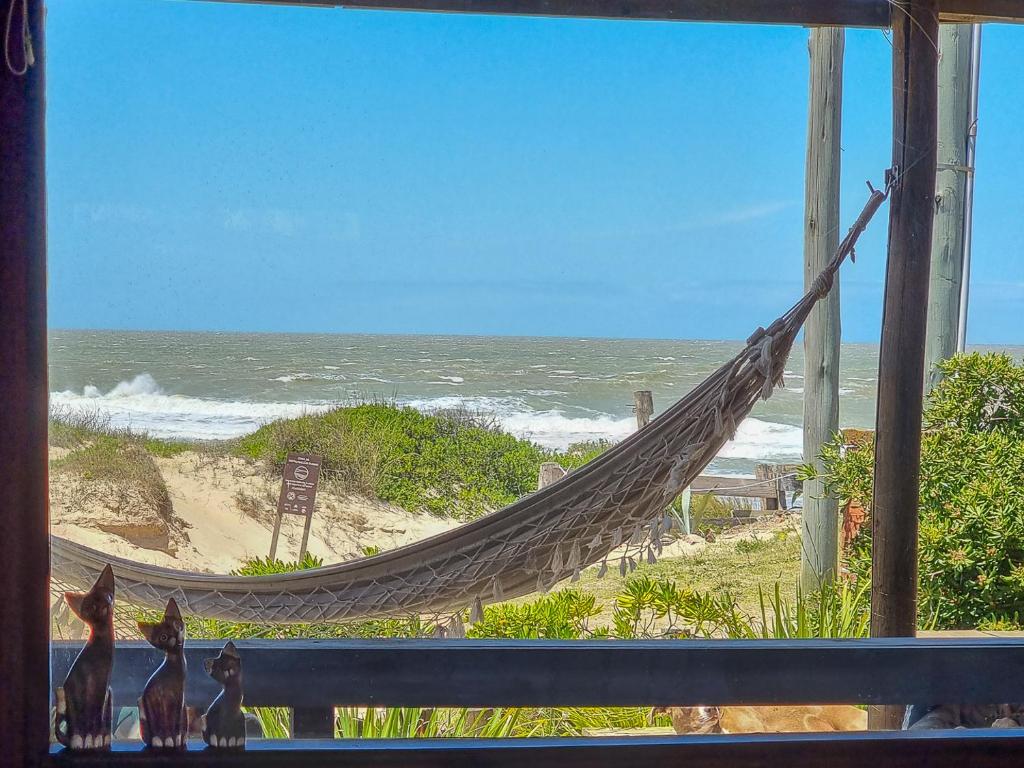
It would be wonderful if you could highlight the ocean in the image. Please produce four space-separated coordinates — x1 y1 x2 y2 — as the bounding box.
50 332 1021 474
47 330 911 476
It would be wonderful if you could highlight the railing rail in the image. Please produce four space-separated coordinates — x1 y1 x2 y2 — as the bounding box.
51 637 1024 740
47 638 1024 765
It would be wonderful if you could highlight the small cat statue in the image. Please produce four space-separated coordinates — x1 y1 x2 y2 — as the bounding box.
55 564 116 750
138 598 188 750
202 641 246 750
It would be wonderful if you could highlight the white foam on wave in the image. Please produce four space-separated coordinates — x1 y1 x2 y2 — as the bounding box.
403 393 802 461
271 373 315 383
50 375 807 464
51 374 329 441
718 418 803 462
438 376 465 384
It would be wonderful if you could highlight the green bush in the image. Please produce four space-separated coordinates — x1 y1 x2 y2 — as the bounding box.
235 404 549 519
553 440 613 471
818 353 1024 629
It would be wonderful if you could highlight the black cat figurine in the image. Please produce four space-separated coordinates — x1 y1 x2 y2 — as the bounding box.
138 598 188 750
202 641 246 749
55 565 115 750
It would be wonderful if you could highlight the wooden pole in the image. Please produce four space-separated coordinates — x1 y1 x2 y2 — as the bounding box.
633 391 654 429
0 1 49 763
538 462 567 490
869 0 939 731
924 23 974 392
801 27 845 592
298 509 314 562
269 510 284 560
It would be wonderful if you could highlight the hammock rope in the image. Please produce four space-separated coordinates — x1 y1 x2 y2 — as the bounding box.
51 184 889 624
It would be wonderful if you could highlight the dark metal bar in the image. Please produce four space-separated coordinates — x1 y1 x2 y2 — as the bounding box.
202 0 894 25
187 0 1024 24
0 1 49 766
43 731 1024 768
51 639 1024 709
870 0 939 732
292 707 336 739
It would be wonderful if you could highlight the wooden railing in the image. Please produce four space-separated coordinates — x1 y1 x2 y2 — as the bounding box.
48 637 1024 766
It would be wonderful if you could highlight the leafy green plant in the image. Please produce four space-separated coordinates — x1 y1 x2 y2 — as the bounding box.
818 353 1024 629
232 553 325 576
235 404 550 519
554 440 613 471
466 590 601 639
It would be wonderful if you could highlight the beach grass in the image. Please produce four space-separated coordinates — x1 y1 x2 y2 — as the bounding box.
571 529 802 624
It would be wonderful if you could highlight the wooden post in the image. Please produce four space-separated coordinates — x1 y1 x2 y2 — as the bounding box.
538 462 567 490
801 27 844 592
755 464 780 511
924 23 975 391
269 509 284 560
869 0 939 731
0 2 49 764
298 510 314 561
633 391 654 429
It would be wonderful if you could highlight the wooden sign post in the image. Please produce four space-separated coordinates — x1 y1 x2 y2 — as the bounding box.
269 453 323 562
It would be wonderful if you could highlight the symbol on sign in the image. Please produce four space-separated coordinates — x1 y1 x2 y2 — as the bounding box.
287 492 296 501
294 465 310 481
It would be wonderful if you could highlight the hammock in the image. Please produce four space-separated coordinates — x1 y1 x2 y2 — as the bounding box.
50 187 888 625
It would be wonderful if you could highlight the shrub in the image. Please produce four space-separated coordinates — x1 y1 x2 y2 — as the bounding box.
235 404 548 519
818 353 1024 629
554 440 613 471
466 590 602 639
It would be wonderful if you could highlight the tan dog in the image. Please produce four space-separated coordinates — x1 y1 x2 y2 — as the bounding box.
656 705 867 734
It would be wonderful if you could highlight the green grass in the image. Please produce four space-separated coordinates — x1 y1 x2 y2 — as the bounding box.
49 406 197 459
573 529 802 623
51 435 174 520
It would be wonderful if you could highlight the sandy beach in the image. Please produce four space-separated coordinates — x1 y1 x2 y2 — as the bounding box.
50 449 460 574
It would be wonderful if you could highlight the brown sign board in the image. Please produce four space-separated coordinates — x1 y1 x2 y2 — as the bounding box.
269 453 322 561
277 453 322 518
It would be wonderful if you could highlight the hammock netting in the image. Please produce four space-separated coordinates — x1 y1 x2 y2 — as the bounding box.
50 188 887 626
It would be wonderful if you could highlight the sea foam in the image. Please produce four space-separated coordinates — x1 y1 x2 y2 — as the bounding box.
51 374 805 465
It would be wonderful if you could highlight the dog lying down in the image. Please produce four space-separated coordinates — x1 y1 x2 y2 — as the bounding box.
655 705 867 734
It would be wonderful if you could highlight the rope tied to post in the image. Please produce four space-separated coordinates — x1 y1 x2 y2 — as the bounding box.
4 0 33 76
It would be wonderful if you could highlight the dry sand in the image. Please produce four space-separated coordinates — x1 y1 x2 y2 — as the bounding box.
50 450 459 574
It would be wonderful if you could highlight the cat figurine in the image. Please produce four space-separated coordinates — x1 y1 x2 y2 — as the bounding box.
138 598 188 750
55 564 116 750
202 641 246 749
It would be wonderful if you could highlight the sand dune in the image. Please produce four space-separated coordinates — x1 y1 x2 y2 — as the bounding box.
50 451 459 574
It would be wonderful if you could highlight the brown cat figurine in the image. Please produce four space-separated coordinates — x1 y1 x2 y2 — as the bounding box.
202 641 246 749
138 598 188 750
55 565 115 750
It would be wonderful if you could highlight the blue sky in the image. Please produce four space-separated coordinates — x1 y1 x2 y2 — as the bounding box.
47 3 1023 343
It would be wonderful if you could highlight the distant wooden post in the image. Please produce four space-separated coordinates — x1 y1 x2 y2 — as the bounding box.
801 26 844 592
538 462 567 490
633 391 654 429
756 464 780 511
924 23 976 392
869 0 939 731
